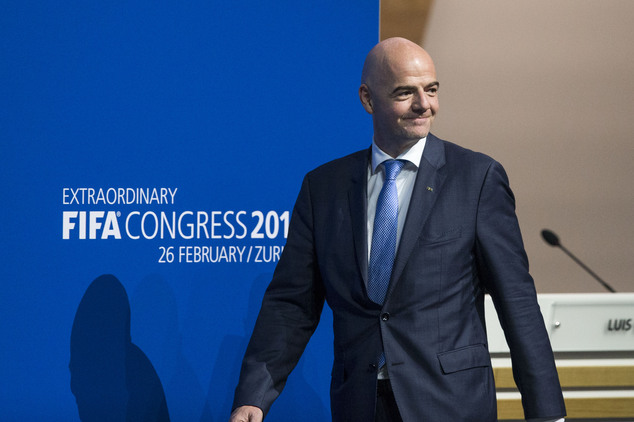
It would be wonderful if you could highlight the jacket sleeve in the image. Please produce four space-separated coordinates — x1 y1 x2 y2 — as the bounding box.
474 160 566 420
232 174 326 417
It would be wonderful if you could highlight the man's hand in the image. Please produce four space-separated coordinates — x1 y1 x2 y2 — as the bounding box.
229 405 264 422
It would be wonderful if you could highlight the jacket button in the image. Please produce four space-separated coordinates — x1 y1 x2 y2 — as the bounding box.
369 363 378 370
381 312 390 321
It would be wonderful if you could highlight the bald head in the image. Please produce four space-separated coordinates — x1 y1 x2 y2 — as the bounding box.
361 38 435 88
359 38 439 157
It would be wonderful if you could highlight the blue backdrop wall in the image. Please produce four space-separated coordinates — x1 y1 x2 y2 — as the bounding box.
1 1 378 420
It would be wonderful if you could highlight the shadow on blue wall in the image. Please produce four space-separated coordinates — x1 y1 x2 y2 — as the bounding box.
70 274 170 422
200 273 328 421
130 274 204 421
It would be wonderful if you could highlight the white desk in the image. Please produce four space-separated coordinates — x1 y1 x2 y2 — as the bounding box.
486 293 634 420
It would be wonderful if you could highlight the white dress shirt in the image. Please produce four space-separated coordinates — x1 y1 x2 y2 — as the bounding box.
366 137 426 259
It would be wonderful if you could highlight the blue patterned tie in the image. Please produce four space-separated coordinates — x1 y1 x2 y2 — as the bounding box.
369 159 404 369
368 159 405 305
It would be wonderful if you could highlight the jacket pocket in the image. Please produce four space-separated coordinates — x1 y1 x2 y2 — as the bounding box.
437 344 490 374
418 227 462 246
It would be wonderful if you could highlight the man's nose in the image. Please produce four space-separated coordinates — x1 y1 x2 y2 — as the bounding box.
412 91 429 111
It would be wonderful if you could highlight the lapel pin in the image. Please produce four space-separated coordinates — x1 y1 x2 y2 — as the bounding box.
426 186 434 192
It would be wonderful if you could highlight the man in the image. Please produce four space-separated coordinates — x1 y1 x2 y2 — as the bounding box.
230 38 566 421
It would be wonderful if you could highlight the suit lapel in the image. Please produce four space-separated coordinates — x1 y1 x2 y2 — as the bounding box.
387 135 447 301
348 148 371 286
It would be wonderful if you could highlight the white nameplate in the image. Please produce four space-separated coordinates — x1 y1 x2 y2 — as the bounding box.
485 293 634 353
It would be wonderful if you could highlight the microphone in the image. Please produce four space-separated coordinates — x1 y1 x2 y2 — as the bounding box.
541 229 616 293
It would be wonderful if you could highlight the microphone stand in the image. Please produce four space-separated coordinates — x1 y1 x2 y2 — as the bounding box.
541 229 617 293
556 243 616 293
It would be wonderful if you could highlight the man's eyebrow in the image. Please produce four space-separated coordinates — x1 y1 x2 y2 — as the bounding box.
390 85 415 95
390 81 440 95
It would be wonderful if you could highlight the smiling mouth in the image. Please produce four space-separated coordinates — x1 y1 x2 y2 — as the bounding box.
405 116 429 124
405 113 430 120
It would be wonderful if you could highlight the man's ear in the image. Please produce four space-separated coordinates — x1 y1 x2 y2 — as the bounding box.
359 84 373 114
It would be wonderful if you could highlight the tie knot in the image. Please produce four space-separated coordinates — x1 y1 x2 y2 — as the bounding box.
383 160 405 181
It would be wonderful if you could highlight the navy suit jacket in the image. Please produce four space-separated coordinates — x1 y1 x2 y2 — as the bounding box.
233 134 566 421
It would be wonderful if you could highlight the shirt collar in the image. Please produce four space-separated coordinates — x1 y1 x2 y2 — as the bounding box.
371 137 427 174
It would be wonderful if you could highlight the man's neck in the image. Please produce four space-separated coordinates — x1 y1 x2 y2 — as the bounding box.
374 138 421 158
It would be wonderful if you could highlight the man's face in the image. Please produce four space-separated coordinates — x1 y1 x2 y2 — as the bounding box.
360 49 439 154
